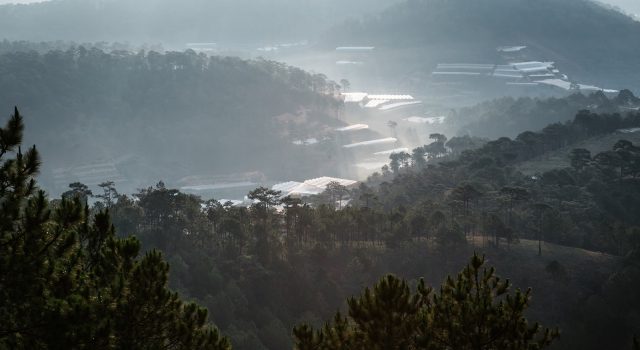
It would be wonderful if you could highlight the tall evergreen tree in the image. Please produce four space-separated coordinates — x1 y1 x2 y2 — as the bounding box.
294 254 558 350
0 108 231 350
417 254 559 350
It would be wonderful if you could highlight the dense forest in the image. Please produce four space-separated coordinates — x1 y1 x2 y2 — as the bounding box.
2 81 640 350
0 46 351 195
2 0 640 349
0 39 163 55
37 108 637 349
0 110 231 349
448 89 640 138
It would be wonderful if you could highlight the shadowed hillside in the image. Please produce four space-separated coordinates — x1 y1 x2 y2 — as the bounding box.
324 0 640 92
0 48 356 195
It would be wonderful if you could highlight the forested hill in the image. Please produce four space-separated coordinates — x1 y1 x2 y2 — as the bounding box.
324 0 640 91
450 90 640 138
0 48 346 194
95 109 640 349
0 0 396 45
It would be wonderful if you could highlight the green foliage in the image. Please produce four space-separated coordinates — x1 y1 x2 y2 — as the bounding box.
347 275 427 349
91 108 640 349
0 108 230 349
421 254 558 349
452 92 636 139
0 47 344 194
294 254 558 350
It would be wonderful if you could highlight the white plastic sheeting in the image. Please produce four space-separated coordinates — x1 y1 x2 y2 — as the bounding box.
618 128 640 133
272 181 322 196
365 99 390 108
304 176 357 189
292 138 318 146
367 94 414 100
336 61 364 65
535 79 618 93
336 124 369 132
342 92 414 103
403 116 446 124
342 92 369 103
272 177 358 197
497 46 527 52
355 162 388 170
379 101 422 111
511 61 555 73
374 148 410 155
493 72 524 79
336 46 375 51
272 181 304 193
181 182 257 191
343 137 398 149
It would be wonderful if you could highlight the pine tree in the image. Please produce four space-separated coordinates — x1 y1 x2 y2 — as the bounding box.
0 108 231 349
294 254 558 350
418 254 559 350
348 275 429 349
293 312 355 350
293 275 428 350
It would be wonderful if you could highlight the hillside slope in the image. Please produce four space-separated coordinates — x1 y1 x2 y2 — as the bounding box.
324 0 640 92
0 48 355 195
518 128 640 175
450 90 640 138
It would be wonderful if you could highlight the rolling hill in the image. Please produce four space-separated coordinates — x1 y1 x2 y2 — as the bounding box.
323 0 640 94
0 48 361 195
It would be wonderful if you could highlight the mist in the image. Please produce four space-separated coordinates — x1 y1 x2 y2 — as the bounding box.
1 1 640 350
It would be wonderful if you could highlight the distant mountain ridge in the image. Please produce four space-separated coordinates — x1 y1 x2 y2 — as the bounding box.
0 0 398 45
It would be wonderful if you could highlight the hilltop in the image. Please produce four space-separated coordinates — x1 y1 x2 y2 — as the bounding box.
0 48 362 195
450 90 640 138
323 0 640 94
518 128 640 175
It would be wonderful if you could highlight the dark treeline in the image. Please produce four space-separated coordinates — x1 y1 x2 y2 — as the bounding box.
2 108 591 350
293 255 559 349
0 109 231 350
377 109 640 253
0 47 345 194
98 109 640 259
65 109 640 349
0 39 162 56
3 106 640 349
450 90 640 139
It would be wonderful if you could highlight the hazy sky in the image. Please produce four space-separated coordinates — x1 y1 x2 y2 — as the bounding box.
0 0 637 15
0 0 46 3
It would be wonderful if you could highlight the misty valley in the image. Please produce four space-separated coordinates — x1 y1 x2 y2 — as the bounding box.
1 0 640 349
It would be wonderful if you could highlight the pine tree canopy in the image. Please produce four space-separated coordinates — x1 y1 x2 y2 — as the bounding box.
0 108 231 350
294 254 559 350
